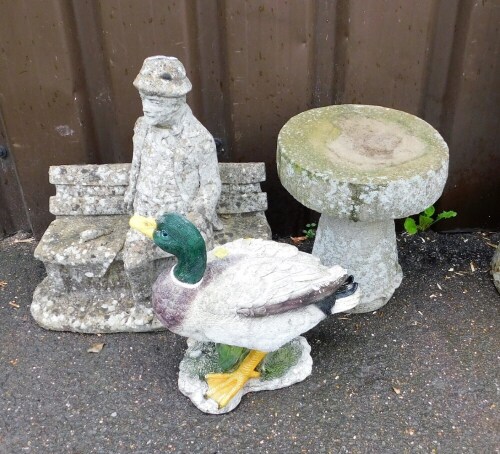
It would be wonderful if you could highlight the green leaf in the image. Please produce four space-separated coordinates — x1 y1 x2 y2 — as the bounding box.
418 215 434 231
404 217 418 235
436 210 457 221
216 344 248 372
423 206 435 217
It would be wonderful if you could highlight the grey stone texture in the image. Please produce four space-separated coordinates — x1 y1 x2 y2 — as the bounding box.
33 56 271 334
218 162 266 184
50 164 130 216
178 337 312 414
313 216 403 313
123 57 222 303
33 162 270 333
278 105 449 312
50 163 130 186
492 246 500 293
214 213 271 245
217 192 268 214
49 163 269 218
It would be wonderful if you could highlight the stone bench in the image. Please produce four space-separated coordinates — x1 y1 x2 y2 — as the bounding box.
32 162 271 333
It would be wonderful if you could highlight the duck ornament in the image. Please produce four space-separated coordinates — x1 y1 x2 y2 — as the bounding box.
130 212 361 413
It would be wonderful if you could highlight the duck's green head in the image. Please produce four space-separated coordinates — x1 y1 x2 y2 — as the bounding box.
129 213 207 284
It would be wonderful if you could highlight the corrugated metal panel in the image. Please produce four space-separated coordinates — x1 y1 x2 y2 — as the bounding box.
0 0 498 237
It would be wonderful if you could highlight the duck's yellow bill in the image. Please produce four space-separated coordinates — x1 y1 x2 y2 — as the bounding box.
129 215 157 239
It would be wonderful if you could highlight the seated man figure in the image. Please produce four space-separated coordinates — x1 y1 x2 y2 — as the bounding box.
123 56 222 302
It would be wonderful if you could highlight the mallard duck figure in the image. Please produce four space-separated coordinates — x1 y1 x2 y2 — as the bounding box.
130 213 360 408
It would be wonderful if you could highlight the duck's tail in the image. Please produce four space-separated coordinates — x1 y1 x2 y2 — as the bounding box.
315 276 361 315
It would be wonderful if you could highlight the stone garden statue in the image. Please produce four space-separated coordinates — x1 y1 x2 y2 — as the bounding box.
123 56 222 302
31 54 270 334
129 212 361 413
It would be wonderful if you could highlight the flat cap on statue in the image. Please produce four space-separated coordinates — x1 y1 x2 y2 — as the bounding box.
133 56 192 97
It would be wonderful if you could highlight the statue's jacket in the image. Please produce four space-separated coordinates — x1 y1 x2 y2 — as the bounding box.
130 111 222 231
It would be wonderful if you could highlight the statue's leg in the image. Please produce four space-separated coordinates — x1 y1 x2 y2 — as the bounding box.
123 229 154 302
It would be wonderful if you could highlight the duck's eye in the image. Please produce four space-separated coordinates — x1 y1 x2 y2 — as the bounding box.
160 72 172 81
160 230 169 238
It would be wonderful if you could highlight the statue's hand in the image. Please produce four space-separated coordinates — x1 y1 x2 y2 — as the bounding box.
186 211 208 232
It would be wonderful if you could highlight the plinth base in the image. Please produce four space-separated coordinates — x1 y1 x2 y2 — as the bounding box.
313 215 402 313
31 277 164 333
178 337 312 414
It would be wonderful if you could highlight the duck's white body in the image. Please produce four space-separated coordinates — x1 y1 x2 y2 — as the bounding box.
152 238 360 352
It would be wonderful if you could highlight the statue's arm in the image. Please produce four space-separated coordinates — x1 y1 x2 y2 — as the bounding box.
189 134 222 223
124 118 145 212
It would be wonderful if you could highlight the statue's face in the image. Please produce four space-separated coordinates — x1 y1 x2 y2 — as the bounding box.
140 94 186 126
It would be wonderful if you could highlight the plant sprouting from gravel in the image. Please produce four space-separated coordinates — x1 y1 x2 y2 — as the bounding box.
303 223 317 240
404 205 457 235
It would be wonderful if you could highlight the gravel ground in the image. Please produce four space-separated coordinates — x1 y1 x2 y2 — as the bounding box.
0 230 499 453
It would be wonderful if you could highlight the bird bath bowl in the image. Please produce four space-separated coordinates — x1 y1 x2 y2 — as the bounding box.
277 105 449 312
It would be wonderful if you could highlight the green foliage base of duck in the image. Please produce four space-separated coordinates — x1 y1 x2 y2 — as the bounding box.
186 341 303 382
178 337 312 414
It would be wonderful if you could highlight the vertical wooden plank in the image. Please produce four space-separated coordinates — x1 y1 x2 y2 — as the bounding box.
311 0 337 107
71 0 124 163
220 0 316 233
192 0 228 156
96 0 200 163
0 110 29 237
421 0 461 129
339 0 437 114
0 0 96 237
437 0 500 230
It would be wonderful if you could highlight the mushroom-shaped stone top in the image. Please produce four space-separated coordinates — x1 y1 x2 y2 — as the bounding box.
277 105 449 222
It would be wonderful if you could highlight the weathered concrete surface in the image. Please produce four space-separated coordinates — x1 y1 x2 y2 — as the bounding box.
313 216 402 313
217 192 268 214
35 159 271 333
49 163 268 217
219 162 266 184
50 164 130 216
1 230 498 452
214 212 271 245
278 105 449 313
277 105 449 222
50 164 130 186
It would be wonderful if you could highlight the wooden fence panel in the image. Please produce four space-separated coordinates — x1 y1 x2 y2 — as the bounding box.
438 0 500 229
0 0 498 237
0 0 95 236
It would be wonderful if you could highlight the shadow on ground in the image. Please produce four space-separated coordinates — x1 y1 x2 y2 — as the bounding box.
0 231 499 453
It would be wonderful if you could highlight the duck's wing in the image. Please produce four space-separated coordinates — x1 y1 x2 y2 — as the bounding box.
207 239 348 317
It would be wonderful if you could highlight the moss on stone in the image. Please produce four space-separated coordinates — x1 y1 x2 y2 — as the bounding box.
277 105 449 185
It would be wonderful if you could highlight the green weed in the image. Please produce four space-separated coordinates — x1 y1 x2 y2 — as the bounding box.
404 205 457 235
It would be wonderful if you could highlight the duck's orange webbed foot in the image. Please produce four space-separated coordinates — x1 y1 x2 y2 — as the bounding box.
205 350 267 408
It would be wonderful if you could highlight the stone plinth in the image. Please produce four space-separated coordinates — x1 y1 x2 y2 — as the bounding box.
32 162 271 333
178 337 312 414
277 105 449 312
